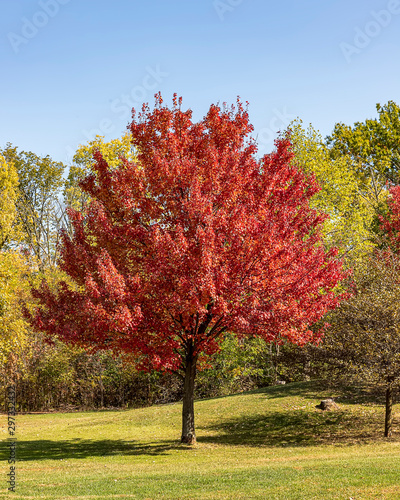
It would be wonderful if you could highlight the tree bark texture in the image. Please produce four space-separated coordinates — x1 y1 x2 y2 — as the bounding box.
181 345 197 444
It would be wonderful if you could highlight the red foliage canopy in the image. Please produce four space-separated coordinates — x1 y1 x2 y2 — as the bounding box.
29 95 347 373
381 185 400 250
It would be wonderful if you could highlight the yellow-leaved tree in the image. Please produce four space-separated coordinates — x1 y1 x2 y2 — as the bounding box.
0 153 19 247
64 132 135 211
0 154 30 370
289 120 386 261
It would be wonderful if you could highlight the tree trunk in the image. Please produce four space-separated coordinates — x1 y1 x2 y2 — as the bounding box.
303 359 311 382
385 383 393 438
181 346 197 444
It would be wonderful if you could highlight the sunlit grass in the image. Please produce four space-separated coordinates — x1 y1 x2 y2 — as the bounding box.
2 381 400 499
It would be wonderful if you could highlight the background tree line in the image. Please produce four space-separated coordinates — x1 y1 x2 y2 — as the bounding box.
1 101 400 438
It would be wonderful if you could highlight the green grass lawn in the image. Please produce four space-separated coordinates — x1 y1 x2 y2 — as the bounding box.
2 381 400 499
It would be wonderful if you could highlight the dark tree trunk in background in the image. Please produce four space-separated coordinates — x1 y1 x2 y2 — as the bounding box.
385 383 394 438
181 343 197 444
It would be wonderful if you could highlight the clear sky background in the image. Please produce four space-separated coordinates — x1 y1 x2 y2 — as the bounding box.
1 0 400 164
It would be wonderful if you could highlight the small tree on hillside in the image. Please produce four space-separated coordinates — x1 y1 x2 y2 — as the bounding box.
321 251 400 437
27 95 347 444
316 185 400 438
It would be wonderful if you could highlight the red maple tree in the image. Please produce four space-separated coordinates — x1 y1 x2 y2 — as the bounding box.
28 95 347 443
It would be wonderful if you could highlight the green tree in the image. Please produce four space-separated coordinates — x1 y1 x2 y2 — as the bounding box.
326 101 400 211
324 102 400 257
1 144 67 270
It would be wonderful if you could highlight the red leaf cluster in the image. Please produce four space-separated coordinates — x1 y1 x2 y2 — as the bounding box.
381 185 400 250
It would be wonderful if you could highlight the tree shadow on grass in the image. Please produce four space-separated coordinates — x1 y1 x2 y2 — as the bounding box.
259 381 331 401
197 408 391 447
1 438 188 462
195 381 337 408
246 380 392 407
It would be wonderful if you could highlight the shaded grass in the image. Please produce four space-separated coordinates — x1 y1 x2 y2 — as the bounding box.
2 381 400 499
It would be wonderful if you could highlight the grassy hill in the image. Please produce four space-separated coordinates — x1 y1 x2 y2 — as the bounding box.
2 381 400 499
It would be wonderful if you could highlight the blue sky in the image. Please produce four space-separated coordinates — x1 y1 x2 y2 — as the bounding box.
1 0 400 164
